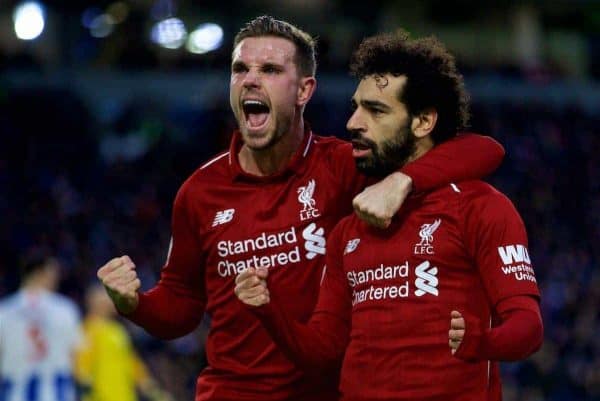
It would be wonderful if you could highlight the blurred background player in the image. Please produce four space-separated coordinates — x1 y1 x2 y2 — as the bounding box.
0 251 82 401
75 284 171 401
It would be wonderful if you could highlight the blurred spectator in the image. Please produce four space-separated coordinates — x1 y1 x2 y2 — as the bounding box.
75 284 171 401
0 251 82 401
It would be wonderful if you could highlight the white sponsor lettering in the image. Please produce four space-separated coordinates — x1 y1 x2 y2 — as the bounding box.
500 263 537 283
498 244 531 264
217 227 297 257
348 262 410 306
352 283 410 306
217 247 301 278
348 260 440 305
347 262 409 287
498 245 536 283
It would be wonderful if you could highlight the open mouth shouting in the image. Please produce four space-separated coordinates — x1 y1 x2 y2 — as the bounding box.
242 99 271 134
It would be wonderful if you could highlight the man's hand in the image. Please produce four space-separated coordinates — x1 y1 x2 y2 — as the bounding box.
97 255 140 314
449 310 465 354
234 267 270 307
353 172 413 228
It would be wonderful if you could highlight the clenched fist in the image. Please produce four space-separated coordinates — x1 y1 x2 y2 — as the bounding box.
97 255 141 314
353 172 413 229
234 267 270 307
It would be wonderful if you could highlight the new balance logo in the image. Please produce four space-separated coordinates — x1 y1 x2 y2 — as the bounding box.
498 244 530 265
303 222 325 260
414 261 439 296
212 209 235 227
344 239 360 255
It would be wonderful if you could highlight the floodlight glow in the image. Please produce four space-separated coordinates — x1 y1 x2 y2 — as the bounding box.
81 7 102 28
89 14 115 38
151 18 186 49
13 1 45 40
186 23 223 54
107 2 129 24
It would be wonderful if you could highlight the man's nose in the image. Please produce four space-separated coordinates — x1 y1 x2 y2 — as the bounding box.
242 68 260 88
346 109 365 133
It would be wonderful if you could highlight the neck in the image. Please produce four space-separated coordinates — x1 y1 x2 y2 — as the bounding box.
239 118 305 176
89 311 111 320
22 278 50 293
407 135 434 164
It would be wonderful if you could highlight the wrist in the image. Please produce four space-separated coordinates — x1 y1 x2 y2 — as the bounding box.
453 315 485 362
389 172 413 194
107 288 139 315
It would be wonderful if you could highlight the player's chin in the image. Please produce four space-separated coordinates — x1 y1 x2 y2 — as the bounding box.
243 133 275 151
355 158 385 177
355 157 374 172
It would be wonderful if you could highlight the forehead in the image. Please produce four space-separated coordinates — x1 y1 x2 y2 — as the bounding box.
232 36 296 65
353 74 407 104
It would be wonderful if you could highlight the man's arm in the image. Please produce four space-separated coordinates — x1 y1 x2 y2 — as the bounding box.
449 295 543 361
98 185 206 340
354 133 505 227
401 133 504 192
454 184 543 362
235 223 352 371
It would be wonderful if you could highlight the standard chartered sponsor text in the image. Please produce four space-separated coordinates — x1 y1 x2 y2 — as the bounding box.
217 227 300 277
348 262 410 306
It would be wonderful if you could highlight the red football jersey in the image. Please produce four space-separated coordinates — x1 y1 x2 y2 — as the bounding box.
126 129 505 401
296 180 540 401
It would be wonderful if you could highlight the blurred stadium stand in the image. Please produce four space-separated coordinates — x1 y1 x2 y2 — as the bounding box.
1 1 599 400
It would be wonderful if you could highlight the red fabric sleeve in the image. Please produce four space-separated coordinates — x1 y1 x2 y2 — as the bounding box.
401 133 505 192
251 221 352 372
125 183 206 340
462 185 540 304
454 295 543 361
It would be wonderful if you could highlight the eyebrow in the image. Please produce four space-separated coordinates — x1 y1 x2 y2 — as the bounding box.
231 60 246 69
231 60 285 69
359 99 392 111
262 62 284 70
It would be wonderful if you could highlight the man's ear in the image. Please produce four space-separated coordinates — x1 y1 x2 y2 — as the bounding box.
297 76 317 107
411 108 438 138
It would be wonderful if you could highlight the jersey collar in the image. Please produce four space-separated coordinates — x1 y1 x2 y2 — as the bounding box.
228 124 315 182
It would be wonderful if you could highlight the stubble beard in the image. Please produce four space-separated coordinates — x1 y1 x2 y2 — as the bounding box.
242 111 293 152
356 123 417 177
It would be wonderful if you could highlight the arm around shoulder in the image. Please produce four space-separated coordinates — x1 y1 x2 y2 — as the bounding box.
402 133 505 192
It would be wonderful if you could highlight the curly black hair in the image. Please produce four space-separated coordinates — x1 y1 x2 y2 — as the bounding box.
234 15 317 77
350 30 470 144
